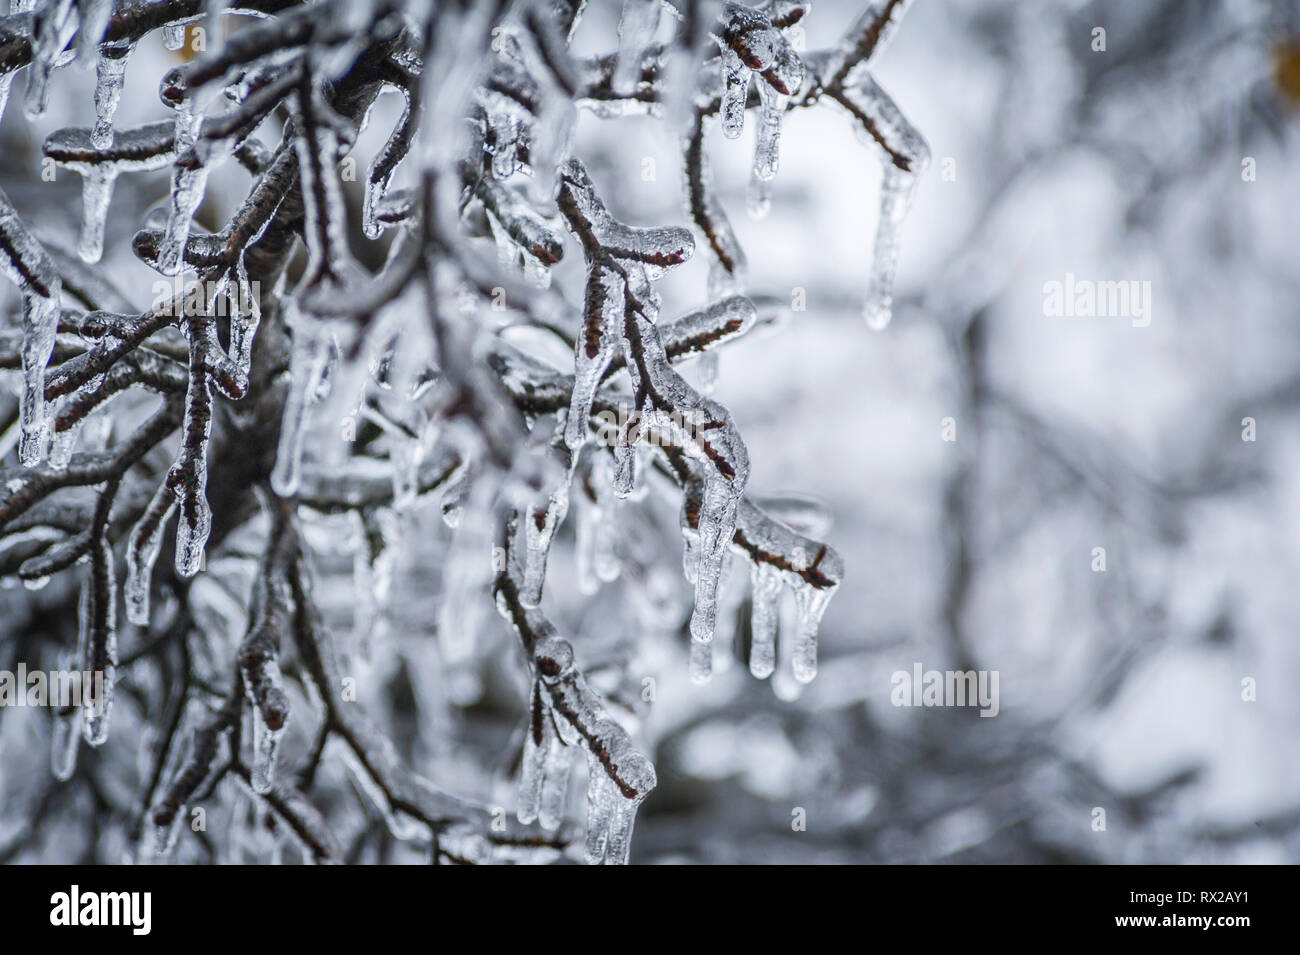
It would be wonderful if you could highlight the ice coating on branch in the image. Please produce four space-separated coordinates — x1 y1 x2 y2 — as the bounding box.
125 482 176 625
43 121 177 264
554 159 748 661
0 187 62 466
556 158 693 451
495 555 656 863
715 1 804 141
583 721 654 864
167 317 225 577
840 69 929 327
565 264 624 450
476 53 536 181
823 0 913 83
616 290 749 657
291 77 360 293
521 425 576 608
684 109 747 286
472 173 565 287
239 528 293 796
80 540 117 746
363 84 414 240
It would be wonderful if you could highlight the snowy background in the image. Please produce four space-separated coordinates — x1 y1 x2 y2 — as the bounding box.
2 0 1299 863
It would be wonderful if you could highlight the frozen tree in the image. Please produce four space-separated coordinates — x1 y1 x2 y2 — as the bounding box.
0 0 926 863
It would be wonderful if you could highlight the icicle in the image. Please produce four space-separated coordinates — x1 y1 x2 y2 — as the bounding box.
230 255 262 376
388 432 422 508
614 0 661 96
575 454 621 592
602 758 652 865
791 580 832 683
516 687 577 831
746 174 771 220
440 464 470 527
125 484 176 626
688 640 712 685
752 79 787 181
76 167 116 263
747 83 788 220
583 761 616 864
81 543 117 747
863 165 914 330
44 396 77 470
51 704 82 780
76 0 114 62
719 46 748 140
250 708 283 795
748 562 782 679
538 735 575 830
0 189 62 467
0 73 13 127
515 695 552 824
24 0 78 119
489 111 520 180
154 811 184 856
437 511 494 706
91 42 134 149
201 0 231 56
51 649 81 780
271 327 329 496
352 510 397 653
162 22 187 52
173 478 211 578
687 476 741 648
